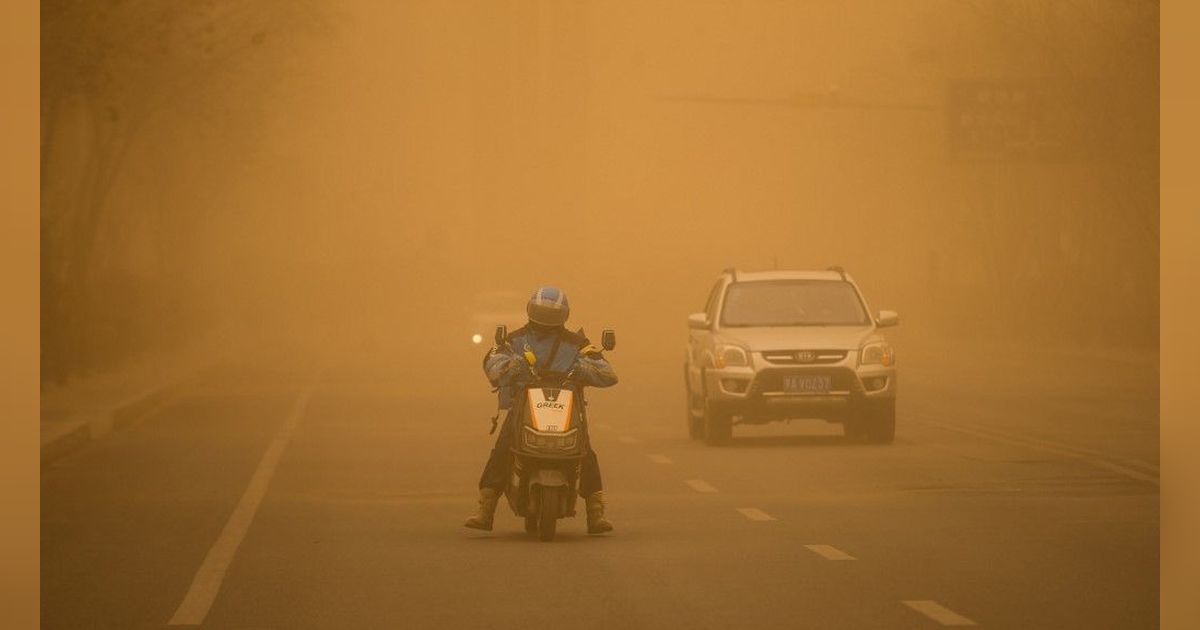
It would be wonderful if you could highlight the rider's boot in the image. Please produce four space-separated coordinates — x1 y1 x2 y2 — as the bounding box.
585 491 614 534
464 488 501 530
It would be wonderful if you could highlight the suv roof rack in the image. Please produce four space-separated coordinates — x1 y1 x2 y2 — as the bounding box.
826 265 847 280
722 267 738 282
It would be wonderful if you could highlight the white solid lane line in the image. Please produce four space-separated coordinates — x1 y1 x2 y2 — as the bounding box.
902 600 977 626
684 479 719 493
736 507 776 521
914 415 1159 485
168 387 313 626
647 454 673 464
804 544 855 560
619 435 641 444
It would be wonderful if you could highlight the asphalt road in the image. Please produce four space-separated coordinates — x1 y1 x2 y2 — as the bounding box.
42 347 1159 629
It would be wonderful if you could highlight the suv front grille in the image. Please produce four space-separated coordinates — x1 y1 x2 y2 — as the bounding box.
760 350 848 365
751 367 857 394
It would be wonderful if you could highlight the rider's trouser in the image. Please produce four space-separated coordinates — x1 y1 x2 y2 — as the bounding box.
478 412 603 497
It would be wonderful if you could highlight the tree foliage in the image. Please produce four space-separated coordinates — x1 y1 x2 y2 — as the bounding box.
41 0 326 383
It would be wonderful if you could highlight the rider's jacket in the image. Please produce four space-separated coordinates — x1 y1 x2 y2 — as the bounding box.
484 324 618 409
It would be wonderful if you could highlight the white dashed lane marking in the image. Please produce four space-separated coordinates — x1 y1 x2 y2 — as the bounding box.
684 479 719 493
618 435 641 444
647 454 673 464
804 544 855 560
593 422 612 430
902 600 977 626
736 507 776 521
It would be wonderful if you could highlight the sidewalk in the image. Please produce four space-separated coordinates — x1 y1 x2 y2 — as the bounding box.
41 335 234 463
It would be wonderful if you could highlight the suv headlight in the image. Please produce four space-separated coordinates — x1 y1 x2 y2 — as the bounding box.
859 341 894 367
714 343 750 368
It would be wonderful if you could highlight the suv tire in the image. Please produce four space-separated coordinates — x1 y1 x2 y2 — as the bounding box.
842 416 868 442
862 399 896 444
685 367 704 440
687 406 704 440
703 399 733 446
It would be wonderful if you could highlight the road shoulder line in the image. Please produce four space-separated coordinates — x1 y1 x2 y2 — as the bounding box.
168 386 313 626
913 415 1159 485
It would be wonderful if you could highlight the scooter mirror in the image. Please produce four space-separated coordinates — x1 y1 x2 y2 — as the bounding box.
494 325 507 346
601 329 616 352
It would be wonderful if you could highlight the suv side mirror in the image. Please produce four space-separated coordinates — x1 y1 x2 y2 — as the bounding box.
494 325 508 345
875 310 899 328
687 312 710 330
601 329 616 351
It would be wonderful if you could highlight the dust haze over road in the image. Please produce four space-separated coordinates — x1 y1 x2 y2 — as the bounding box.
42 2 1158 628
41 0 1157 379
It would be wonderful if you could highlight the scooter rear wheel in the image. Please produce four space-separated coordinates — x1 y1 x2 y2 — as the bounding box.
537 487 559 542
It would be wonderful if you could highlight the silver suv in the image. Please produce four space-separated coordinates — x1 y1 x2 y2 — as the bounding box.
684 267 898 445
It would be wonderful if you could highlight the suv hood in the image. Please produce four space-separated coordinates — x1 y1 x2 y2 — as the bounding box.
717 325 877 351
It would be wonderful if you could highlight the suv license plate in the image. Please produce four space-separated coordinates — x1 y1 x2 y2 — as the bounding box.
783 375 832 393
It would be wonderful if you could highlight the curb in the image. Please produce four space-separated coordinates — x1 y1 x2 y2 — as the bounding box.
40 421 92 464
40 373 201 466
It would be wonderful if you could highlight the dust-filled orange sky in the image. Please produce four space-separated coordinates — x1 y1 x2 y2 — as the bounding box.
41 0 1158 382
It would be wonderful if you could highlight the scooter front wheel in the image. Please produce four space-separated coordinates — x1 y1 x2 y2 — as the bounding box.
537 486 559 542
524 515 538 533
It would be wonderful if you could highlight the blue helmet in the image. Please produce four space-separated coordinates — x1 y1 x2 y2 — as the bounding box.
527 286 570 326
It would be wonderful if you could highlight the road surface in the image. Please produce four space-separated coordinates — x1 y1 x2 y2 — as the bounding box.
42 347 1158 629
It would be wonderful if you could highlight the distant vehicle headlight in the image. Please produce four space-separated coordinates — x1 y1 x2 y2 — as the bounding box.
859 341 894 367
714 343 750 368
471 334 483 345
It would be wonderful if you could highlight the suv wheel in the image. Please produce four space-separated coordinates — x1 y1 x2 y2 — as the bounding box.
685 372 704 440
852 399 895 444
842 416 868 442
703 399 733 446
688 407 704 440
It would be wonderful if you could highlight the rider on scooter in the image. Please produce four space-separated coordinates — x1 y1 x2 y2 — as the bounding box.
465 286 618 534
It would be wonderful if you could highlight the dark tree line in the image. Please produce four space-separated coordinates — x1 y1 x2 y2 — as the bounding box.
41 0 326 384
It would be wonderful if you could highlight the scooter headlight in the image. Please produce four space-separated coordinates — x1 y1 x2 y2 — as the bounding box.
522 427 579 451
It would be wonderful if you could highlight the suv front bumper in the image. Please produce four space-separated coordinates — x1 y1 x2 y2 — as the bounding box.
703 357 895 421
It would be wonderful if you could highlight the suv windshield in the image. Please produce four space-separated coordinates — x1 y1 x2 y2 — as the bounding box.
720 280 869 327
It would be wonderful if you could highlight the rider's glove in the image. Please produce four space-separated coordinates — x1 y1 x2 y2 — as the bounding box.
573 353 618 388
578 344 604 359
484 346 522 386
